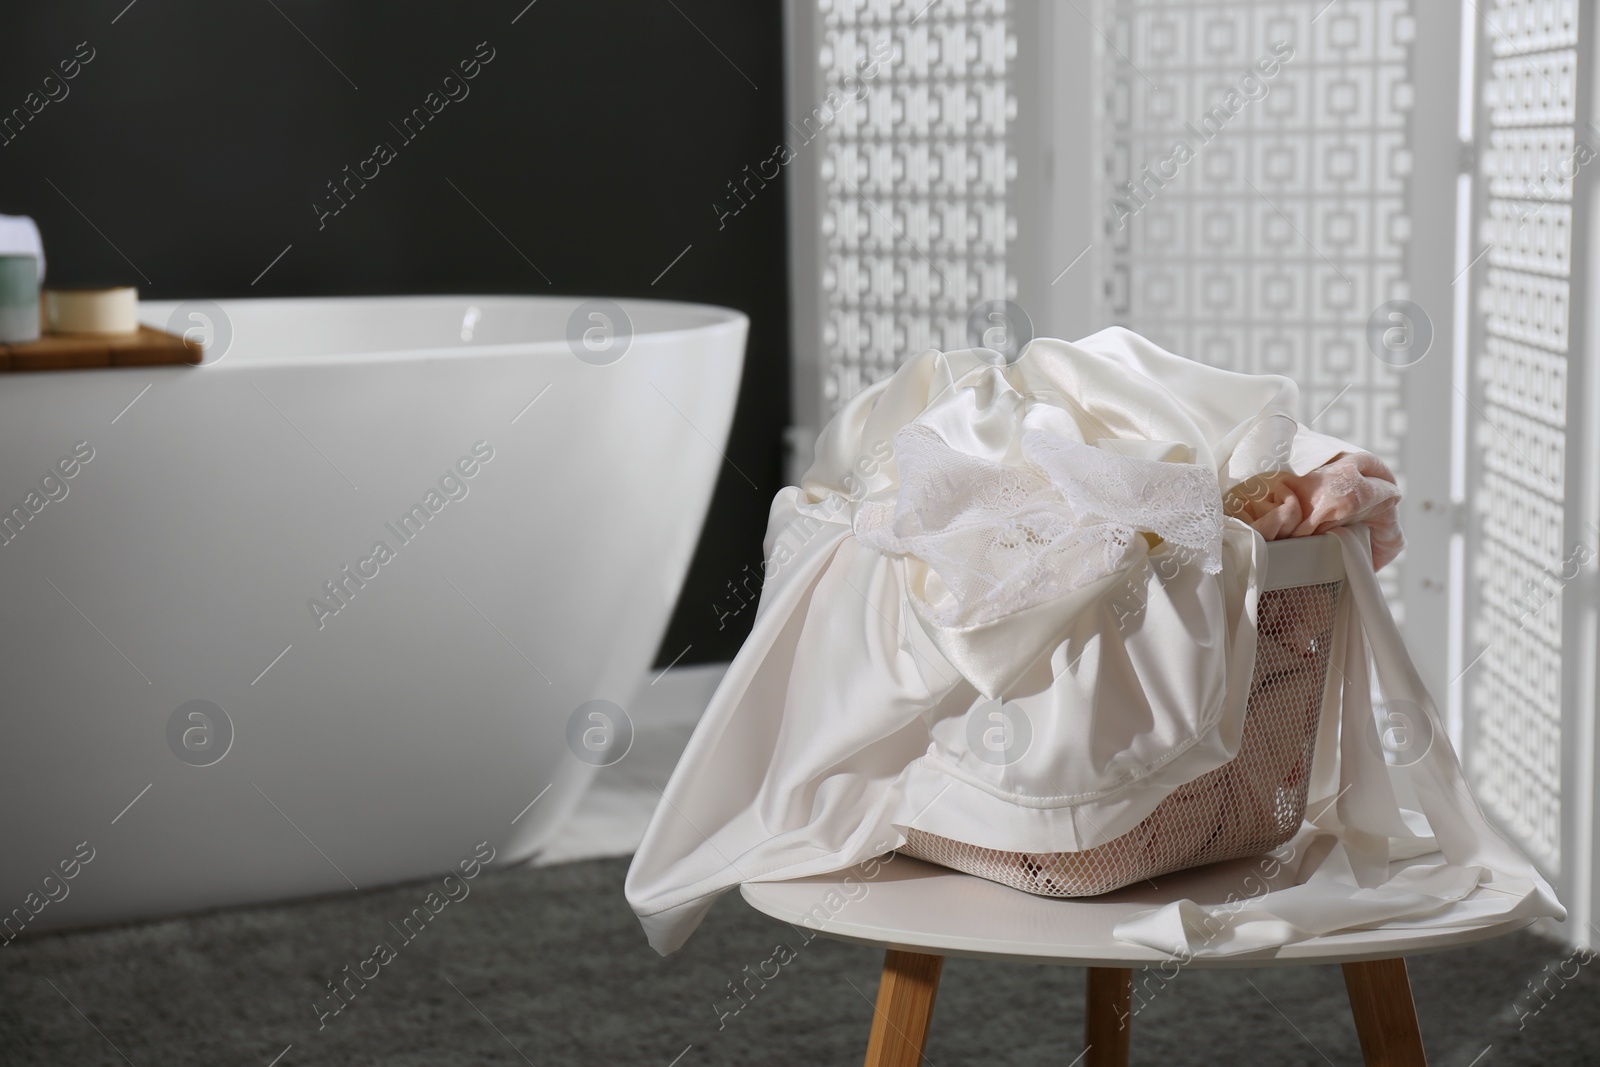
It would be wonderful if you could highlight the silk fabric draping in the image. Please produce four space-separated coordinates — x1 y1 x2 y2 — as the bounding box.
1111 526 1561 955
624 328 1561 956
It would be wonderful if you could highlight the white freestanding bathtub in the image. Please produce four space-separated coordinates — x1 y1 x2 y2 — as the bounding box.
0 295 746 934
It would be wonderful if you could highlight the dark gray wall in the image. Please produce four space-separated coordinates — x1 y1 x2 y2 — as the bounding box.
0 0 789 665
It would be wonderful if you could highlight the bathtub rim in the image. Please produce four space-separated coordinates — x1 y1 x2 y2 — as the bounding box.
135 293 750 370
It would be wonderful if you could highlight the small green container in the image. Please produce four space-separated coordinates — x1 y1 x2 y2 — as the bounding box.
0 254 40 343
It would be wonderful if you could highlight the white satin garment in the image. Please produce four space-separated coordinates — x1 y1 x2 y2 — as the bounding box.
1112 526 1561 956
625 328 1562 956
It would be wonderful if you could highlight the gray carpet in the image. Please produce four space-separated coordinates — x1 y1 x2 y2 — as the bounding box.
2 856 1596 1065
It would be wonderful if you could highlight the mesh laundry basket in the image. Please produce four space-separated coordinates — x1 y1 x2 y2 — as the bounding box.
899 535 1345 897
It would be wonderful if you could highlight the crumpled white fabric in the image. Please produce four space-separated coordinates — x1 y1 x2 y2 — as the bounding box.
624 328 1562 956
1111 524 1561 956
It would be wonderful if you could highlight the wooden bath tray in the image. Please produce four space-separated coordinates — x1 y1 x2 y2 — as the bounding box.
0 325 203 373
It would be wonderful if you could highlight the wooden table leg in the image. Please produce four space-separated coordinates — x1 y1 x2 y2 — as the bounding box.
1085 966 1133 1067
862 949 944 1067
1343 957 1428 1066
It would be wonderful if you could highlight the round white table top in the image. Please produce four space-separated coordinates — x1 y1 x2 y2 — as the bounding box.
740 855 1534 969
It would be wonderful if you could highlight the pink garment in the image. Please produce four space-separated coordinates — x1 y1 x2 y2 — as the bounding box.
1228 452 1404 570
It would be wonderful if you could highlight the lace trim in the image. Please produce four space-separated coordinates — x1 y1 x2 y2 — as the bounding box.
855 422 1223 628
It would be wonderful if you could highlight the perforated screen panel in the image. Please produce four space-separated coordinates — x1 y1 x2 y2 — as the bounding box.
1464 0 1582 872
1103 1 1413 466
811 0 1020 413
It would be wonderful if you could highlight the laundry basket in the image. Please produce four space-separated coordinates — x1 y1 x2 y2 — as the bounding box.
899 534 1346 897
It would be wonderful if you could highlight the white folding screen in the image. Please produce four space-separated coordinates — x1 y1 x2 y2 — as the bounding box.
1097 1 1418 652
1102 2 1412 497
1460 0 1598 934
785 1 1419 600
785 0 1600 940
783 0 1022 468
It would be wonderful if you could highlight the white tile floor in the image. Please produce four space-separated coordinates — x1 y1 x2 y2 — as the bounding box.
534 662 727 866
